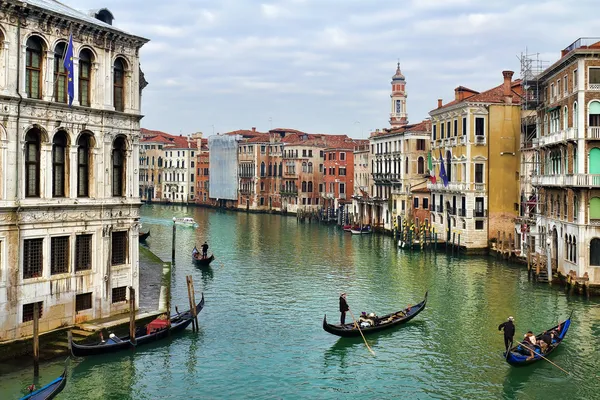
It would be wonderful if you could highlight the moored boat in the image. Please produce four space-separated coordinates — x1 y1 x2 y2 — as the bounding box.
350 225 372 235
193 251 215 266
323 292 428 337
19 366 67 400
174 217 198 227
504 313 572 366
69 294 204 357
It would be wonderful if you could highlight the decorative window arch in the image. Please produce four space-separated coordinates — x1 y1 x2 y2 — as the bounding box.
53 42 68 103
77 133 93 197
79 49 93 106
52 131 68 197
112 137 126 196
25 128 42 197
260 162 265 177
563 106 568 130
589 100 600 127
301 181 307 192
308 162 313 173
302 162 307 173
417 156 424 174
573 102 578 129
113 57 126 111
590 238 600 266
26 36 45 99
308 181 313 192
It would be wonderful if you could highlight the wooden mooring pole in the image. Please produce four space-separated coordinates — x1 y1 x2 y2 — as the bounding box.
457 233 461 257
172 217 176 262
33 302 39 377
129 286 137 345
186 275 199 331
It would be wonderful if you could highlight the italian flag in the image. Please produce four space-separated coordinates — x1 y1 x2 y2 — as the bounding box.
428 152 436 183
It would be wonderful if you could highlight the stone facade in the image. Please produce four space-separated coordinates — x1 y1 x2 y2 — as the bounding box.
0 2 148 340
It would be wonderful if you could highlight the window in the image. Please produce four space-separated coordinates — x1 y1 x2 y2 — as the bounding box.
462 117 467 136
112 286 127 303
413 197 419 209
75 234 92 272
475 117 485 136
26 36 43 99
111 231 127 265
76 293 92 312
53 42 68 103
423 198 429 209
573 69 578 90
557 79 561 96
441 122 445 138
51 236 69 275
25 129 41 198
302 181 307 192
339 167 346 176
308 181 313 192
340 183 345 194
447 121 451 137
475 163 484 183
475 220 484 230
52 131 67 197
22 302 43 322
112 137 126 196
453 120 458 137
79 49 92 106
417 157 424 174
340 152 346 161
113 58 125 111
23 238 43 279
260 162 265 177
433 124 437 140
590 68 600 87
564 75 568 94
416 139 425 151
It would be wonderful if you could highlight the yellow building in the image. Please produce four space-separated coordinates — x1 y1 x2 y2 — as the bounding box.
428 71 521 250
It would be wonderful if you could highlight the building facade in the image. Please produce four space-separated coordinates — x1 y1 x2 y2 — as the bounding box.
530 38 600 284
0 3 147 340
428 71 521 250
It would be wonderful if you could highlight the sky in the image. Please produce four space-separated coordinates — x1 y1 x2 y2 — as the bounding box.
71 0 600 139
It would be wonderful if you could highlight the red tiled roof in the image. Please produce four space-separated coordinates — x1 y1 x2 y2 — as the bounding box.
431 80 522 112
370 119 431 137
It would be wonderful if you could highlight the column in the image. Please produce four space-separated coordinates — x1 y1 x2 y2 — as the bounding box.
43 51 54 102
72 56 80 107
69 145 78 198
41 143 52 198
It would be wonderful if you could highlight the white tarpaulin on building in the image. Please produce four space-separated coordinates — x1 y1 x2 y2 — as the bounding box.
208 135 239 200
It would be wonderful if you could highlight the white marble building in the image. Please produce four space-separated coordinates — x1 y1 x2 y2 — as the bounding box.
0 1 148 340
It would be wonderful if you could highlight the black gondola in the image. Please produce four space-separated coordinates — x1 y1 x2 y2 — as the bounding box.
69 294 204 357
192 247 214 266
19 367 67 400
139 230 150 242
504 313 572 366
322 291 427 337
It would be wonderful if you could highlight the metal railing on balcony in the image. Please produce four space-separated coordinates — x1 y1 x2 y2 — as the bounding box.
588 127 600 139
474 183 485 191
532 174 600 187
474 135 485 145
474 209 487 218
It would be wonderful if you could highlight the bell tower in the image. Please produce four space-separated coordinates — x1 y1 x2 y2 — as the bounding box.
390 62 408 127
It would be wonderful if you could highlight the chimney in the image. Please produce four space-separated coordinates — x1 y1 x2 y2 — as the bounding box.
454 88 460 101
502 70 514 104
252 127 256 132
437 99 443 109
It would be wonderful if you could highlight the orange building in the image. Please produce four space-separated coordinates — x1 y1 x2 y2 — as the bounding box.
323 138 359 223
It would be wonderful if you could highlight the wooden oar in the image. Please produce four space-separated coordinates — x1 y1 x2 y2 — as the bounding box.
348 309 375 356
515 340 569 375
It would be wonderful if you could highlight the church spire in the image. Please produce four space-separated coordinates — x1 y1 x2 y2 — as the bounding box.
390 62 407 127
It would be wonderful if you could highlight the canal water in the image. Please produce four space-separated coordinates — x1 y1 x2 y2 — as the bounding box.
2 204 600 399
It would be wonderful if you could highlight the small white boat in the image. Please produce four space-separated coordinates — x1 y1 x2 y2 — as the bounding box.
174 217 198 226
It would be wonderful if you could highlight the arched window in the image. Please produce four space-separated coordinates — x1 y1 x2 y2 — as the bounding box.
308 181 313 192
308 162 313 173
112 137 126 196
268 162 272 176
563 106 568 130
590 101 600 127
79 49 93 106
590 197 600 221
260 162 265 177
573 102 578 129
417 156 424 174
52 131 68 197
590 148 600 174
302 162 307 173
279 162 282 176
26 36 44 99
302 181 307 192
113 58 126 112
446 150 452 181
590 238 600 266
573 237 577 262
77 133 93 197
158 157 163 167
404 157 408 174
25 129 41 197
53 42 68 103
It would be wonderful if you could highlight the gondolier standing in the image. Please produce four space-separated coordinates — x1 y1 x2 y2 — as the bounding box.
339 293 349 325
201 241 209 259
498 316 515 352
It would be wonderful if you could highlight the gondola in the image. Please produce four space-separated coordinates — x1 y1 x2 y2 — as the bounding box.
69 294 204 357
192 247 214 266
19 366 67 400
322 291 427 337
504 312 572 366
139 230 150 242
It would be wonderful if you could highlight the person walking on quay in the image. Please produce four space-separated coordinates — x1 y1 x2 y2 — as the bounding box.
339 292 349 325
498 316 515 352
201 241 209 259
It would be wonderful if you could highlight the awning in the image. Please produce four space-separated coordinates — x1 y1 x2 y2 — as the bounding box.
547 106 559 113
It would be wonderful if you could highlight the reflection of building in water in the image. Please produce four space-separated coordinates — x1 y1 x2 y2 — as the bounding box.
0 3 148 340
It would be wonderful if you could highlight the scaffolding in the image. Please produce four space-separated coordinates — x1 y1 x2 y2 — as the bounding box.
517 50 548 262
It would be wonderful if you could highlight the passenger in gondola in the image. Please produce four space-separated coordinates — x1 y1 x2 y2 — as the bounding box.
498 316 515 352
523 331 537 360
539 330 553 353
339 293 349 325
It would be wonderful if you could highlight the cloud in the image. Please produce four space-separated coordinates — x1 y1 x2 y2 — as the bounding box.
69 0 600 137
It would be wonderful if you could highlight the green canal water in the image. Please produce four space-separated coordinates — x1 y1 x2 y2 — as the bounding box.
2 204 600 399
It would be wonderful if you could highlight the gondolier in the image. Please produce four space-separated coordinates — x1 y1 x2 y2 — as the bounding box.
498 316 515 352
339 293 349 325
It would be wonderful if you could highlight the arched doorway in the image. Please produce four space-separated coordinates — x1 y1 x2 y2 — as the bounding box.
590 238 600 266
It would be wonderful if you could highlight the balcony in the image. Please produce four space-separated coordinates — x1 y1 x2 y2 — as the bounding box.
532 174 600 187
447 182 466 192
474 209 487 218
436 205 443 213
458 208 466 217
589 84 600 91
474 183 485 192
587 127 600 139
280 187 298 196
474 136 486 145
459 136 466 145
239 172 254 178
339 193 346 200
239 189 253 195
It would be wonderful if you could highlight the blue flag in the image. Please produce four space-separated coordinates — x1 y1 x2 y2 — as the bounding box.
439 150 448 187
63 33 74 107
